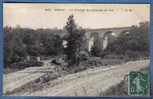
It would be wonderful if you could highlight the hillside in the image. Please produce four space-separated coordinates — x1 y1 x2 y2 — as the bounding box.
3 59 149 96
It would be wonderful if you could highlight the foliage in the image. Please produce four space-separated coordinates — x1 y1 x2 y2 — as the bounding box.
3 26 63 68
106 21 150 60
64 15 86 66
90 33 103 57
3 21 149 68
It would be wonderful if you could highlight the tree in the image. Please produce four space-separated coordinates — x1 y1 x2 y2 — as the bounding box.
3 26 64 68
64 15 86 66
90 33 102 57
106 21 150 59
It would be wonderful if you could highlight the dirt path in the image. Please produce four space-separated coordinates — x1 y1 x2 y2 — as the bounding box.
5 59 149 96
3 60 54 94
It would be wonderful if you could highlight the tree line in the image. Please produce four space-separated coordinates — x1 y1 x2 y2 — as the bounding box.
104 21 150 60
3 15 150 68
3 26 64 68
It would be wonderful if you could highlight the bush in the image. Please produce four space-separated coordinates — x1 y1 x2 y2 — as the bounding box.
105 21 150 60
3 26 63 68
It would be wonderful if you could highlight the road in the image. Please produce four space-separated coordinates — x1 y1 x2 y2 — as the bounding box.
3 60 54 94
3 59 150 96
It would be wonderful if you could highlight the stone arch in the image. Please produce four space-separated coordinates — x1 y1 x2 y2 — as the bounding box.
102 31 113 50
87 32 99 52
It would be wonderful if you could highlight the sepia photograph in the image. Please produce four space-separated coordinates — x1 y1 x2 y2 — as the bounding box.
3 3 150 96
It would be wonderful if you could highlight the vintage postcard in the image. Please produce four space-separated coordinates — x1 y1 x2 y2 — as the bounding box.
3 3 150 96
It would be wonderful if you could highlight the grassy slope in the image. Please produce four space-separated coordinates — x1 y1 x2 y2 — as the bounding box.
101 67 150 96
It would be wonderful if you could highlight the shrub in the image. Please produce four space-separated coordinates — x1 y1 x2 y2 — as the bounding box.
105 21 150 60
3 26 63 68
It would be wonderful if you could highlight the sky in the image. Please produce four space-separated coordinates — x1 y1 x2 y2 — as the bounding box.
3 3 150 29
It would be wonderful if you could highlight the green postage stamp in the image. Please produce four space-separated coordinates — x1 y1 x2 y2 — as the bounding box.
129 70 149 96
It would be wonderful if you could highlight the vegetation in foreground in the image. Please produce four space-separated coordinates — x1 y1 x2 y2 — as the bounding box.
3 15 150 74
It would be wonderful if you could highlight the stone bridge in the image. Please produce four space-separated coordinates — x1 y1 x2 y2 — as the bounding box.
85 27 130 52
